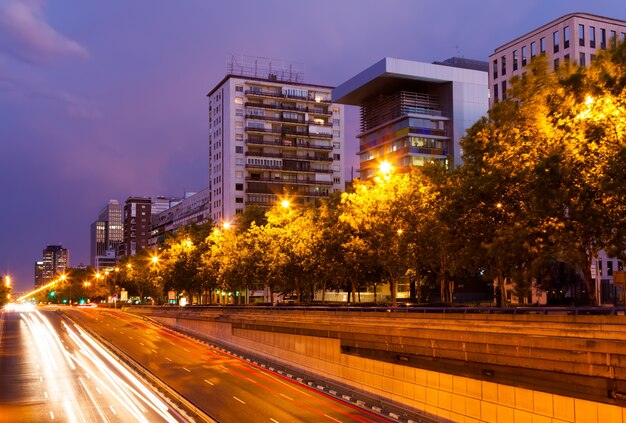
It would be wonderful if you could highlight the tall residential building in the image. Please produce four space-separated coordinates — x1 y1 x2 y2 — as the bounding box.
333 57 488 179
121 197 152 257
40 245 68 286
149 189 210 247
489 13 626 106
90 200 123 269
206 56 345 225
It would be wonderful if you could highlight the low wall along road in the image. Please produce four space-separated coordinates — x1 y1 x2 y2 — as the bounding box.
127 306 626 422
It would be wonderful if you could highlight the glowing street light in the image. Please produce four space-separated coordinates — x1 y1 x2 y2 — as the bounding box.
4 275 11 287
281 199 291 209
379 160 393 176
151 255 159 265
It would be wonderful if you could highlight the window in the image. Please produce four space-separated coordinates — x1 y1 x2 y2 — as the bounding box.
332 107 340 114
501 81 507 100
234 97 243 105
235 146 243 154
590 26 596 48
600 28 606 49
530 42 536 58
512 50 518 71
333 118 340 126
235 183 244 191
622 33 626 43
610 30 617 48
235 171 243 178
235 121 243 128
579 24 585 46
235 158 244 166
501 55 506 76
540 37 546 54
554 58 560 70
235 109 243 117
235 197 244 204
553 31 560 53
235 85 243 92
579 52 586 66
493 84 498 101
608 260 614 276
492 59 498 79
333 154 341 160
521 46 527 66
564 26 570 48
564 54 570 63
332 130 340 138
235 133 243 141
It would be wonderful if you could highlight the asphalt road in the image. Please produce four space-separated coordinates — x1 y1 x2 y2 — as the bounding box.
0 307 188 423
66 307 392 423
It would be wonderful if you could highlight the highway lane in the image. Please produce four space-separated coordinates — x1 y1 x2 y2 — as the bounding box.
0 306 188 423
67 308 391 423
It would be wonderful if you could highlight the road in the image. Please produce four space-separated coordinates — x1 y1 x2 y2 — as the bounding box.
66 307 391 423
0 306 188 423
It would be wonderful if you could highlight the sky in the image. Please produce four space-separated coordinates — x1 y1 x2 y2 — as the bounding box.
1 1 624 293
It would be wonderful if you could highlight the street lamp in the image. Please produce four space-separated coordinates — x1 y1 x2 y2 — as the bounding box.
281 199 291 209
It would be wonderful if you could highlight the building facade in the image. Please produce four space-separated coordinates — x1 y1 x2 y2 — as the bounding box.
149 189 210 247
333 57 488 179
90 200 123 269
34 260 44 287
489 13 626 106
121 197 152 257
207 57 345 225
40 245 68 286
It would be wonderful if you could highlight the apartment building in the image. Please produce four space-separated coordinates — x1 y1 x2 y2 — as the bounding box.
149 189 210 247
206 57 345 225
333 57 488 179
489 13 626 105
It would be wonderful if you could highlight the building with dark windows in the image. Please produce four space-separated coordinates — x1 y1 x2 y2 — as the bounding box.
206 56 345 225
39 245 68 286
333 57 488 179
149 189 210 248
489 13 626 106
121 197 152 257
34 260 44 287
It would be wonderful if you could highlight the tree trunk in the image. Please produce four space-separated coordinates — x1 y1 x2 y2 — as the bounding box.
583 254 597 306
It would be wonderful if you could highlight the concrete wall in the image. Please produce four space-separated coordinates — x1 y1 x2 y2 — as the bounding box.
131 308 626 422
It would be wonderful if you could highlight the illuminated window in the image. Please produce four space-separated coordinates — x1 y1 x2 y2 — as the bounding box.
235 97 243 105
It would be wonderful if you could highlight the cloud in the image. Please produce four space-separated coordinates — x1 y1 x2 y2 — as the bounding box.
0 0 88 64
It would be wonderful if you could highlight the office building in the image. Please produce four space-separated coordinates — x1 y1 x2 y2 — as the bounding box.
333 57 488 179
40 245 68 286
206 56 345 225
34 260 44 287
489 13 626 106
90 200 123 270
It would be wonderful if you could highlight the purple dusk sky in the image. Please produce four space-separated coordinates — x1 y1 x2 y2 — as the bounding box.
1 1 624 293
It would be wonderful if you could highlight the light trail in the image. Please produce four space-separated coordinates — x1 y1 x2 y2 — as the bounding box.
17 309 182 422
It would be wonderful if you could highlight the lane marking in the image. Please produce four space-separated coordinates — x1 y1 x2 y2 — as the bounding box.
204 379 214 386
280 393 293 401
183 348 190 352
246 377 258 384
50 411 54 420
324 415 341 423
165 357 172 362
96 387 101 394
183 367 191 373
270 419 279 423
129 336 133 340
233 396 245 404
140 342 144 346
109 406 117 415
151 349 157 353
44 392 48 399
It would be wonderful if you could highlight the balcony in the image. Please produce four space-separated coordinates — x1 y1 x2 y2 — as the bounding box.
245 102 331 115
245 137 333 151
245 176 333 186
246 151 332 162
245 90 332 104
245 126 282 135
245 163 333 173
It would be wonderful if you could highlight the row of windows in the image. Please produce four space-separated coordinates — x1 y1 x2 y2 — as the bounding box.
493 25 626 80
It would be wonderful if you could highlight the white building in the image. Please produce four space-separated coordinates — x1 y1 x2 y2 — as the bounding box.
490 13 626 106
149 189 210 247
206 57 345 225
333 57 488 178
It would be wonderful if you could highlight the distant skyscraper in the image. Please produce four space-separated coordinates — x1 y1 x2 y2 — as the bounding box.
206 56 345 225
333 57 488 178
34 260 44 287
489 13 626 106
40 245 68 286
90 200 123 269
